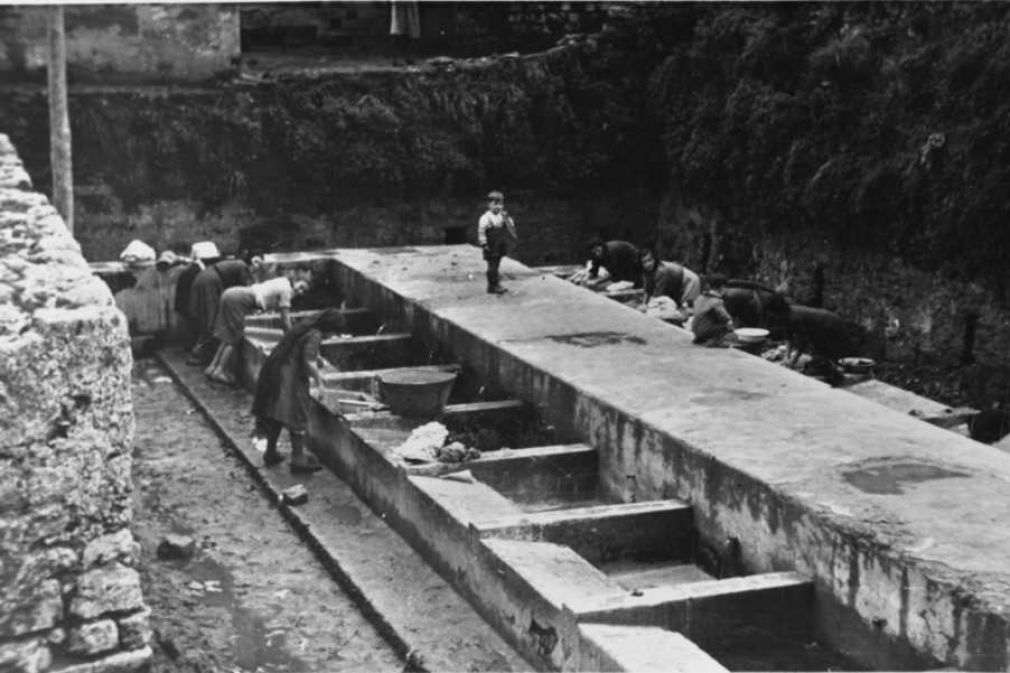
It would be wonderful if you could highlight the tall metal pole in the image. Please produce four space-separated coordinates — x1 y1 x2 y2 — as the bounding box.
47 4 73 234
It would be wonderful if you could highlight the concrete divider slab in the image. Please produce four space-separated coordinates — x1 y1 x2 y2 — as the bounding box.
844 378 978 429
320 332 418 370
570 572 812 643
245 307 380 333
578 623 728 673
406 443 601 509
410 474 526 523
476 500 694 565
324 363 461 391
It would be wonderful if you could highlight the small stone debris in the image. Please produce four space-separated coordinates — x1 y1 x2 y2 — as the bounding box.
282 484 309 506
156 534 196 561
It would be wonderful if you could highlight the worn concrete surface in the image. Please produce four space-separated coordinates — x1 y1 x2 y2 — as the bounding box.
158 347 531 672
328 244 1010 670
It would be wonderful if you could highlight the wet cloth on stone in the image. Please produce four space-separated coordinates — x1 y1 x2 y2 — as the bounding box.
189 260 252 338
646 261 701 309
214 277 295 345
252 310 346 433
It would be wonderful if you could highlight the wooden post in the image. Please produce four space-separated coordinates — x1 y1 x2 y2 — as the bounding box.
47 5 74 234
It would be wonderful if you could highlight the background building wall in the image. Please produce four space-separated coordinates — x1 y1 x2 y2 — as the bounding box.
0 4 240 82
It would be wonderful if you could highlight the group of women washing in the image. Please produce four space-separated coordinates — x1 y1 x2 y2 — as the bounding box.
173 241 348 472
572 238 853 365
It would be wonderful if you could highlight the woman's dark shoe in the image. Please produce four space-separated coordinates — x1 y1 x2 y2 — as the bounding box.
290 454 323 473
263 449 285 467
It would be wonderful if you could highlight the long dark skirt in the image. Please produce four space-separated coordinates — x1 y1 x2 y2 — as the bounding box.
190 269 224 338
252 335 314 432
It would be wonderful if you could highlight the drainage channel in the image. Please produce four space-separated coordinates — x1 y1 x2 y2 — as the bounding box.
238 307 875 673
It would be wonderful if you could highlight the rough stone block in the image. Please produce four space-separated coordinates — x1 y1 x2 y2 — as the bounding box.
67 618 119 655
282 484 309 505
116 607 152 650
156 534 195 561
83 528 139 569
70 565 144 620
0 637 51 673
55 645 153 673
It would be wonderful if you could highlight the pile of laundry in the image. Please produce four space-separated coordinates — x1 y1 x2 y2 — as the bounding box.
643 296 686 324
394 421 481 464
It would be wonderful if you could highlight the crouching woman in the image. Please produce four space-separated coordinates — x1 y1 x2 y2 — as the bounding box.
252 309 347 473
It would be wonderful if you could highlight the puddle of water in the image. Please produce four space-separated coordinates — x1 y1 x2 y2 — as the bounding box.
182 556 308 671
546 331 647 348
842 461 970 495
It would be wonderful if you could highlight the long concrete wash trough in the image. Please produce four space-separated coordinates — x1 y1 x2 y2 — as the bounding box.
235 246 1010 672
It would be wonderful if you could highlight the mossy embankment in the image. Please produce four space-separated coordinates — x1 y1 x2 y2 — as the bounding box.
0 23 663 265
643 2 1010 406
4 2 1010 406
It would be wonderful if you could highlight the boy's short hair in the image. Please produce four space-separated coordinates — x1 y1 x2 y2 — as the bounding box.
586 237 605 254
486 190 504 202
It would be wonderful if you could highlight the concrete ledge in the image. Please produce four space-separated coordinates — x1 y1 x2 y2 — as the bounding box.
476 500 694 565
405 443 598 501
844 378 978 429
409 474 526 524
320 333 419 369
324 363 461 391
577 624 728 673
571 572 813 643
245 307 379 333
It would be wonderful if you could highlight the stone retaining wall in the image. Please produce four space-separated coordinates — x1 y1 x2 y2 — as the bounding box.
0 134 149 671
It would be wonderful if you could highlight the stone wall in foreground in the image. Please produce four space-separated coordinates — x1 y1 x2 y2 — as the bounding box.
0 134 150 671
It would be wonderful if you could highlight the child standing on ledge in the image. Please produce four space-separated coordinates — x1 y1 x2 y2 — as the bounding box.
477 190 518 294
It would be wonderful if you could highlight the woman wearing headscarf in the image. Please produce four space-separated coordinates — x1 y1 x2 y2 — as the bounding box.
252 309 347 473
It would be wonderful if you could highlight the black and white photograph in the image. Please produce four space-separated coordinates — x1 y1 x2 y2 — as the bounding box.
2 2 1009 671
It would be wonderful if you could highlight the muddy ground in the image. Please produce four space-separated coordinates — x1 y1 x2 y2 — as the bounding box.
131 358 403 672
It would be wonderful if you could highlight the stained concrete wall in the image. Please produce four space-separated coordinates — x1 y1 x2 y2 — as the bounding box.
0 135 149 671
0 5 239 81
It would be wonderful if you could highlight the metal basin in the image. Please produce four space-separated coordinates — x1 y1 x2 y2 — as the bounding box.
377 369 458 418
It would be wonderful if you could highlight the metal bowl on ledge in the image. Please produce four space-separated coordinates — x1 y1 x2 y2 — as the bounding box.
377 369 458 419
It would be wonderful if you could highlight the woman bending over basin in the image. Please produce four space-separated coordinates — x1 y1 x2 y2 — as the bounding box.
252 309 347 473
205 274 309 386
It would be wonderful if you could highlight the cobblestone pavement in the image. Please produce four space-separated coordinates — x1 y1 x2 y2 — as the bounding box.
131 357 403 672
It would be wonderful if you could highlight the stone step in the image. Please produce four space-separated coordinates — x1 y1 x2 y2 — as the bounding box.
475 499 695 565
